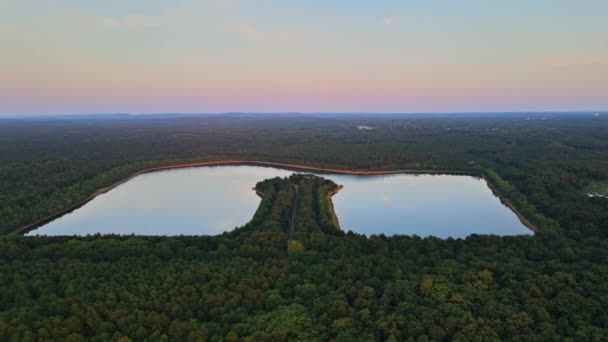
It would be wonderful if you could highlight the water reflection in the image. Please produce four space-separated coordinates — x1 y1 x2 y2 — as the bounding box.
27 165 531 237
327 173 529 237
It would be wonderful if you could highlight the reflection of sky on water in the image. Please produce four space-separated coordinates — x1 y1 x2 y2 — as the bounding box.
28 165 531 238
329 173 530 237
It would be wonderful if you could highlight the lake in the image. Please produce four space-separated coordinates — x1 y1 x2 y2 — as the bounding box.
27 165 532 238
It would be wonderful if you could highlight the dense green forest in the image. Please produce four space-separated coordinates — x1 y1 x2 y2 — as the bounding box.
1 114 608 339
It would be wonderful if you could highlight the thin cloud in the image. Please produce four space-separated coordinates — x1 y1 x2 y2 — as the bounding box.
209 0 238 10
542 55 608 71
60 7 170 31
100 14 167 29
384 17 394 26
0 26 36 37
225 24 298 42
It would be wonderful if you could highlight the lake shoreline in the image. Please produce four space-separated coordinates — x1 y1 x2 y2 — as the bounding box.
327 184 343 231
483 177 539 233
12 160 536 235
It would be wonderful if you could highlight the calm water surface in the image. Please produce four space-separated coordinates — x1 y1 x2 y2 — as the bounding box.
27 165 531 238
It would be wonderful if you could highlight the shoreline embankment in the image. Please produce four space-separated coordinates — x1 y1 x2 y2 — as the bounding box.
327 185 343 231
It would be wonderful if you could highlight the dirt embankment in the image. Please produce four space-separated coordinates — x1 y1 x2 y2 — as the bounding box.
253 187 265 198
482 176 539 233
287 185 299 240
326 185 343 231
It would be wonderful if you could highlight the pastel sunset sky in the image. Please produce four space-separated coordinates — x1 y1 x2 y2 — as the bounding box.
1 0 607 114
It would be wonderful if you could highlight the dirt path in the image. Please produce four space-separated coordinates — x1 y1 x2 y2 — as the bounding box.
288 185 299 240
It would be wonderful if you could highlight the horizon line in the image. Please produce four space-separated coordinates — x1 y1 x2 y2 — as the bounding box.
1 110 606 118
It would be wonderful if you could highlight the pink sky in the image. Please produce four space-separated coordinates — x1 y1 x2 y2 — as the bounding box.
1 1 607 114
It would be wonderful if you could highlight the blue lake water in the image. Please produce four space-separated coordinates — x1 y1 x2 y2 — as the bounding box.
27 165 531 238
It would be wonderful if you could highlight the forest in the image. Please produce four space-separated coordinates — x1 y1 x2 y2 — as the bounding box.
1 113 608 340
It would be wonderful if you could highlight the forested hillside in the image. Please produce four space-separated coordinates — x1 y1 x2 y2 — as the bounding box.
1 114 608 340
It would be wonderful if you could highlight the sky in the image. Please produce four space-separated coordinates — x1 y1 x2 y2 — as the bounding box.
0 0 607 115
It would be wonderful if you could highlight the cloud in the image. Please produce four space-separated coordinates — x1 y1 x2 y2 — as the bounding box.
225 24 298 42
542 55 608 71
384 17 394 26
209 0 238 10
100 14 167 30
0 26 35 38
